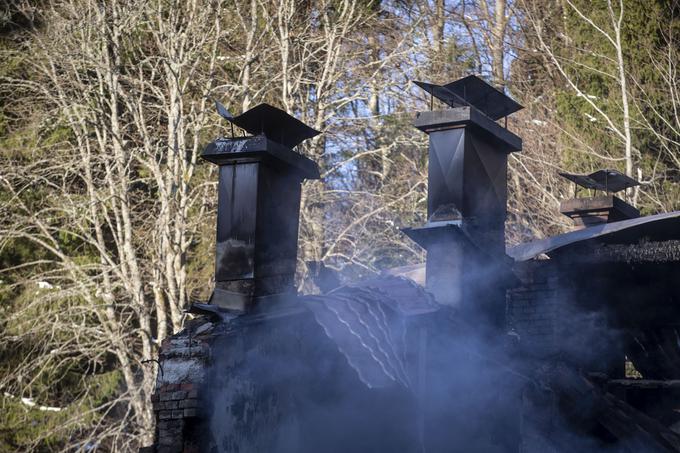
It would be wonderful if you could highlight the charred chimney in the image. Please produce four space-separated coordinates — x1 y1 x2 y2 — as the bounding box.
403 76 522 329
201 103 320 312
558 169 640 229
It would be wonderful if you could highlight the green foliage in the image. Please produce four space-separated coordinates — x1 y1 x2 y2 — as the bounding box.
0 370 122 452
0 20 121 451
546 0 680 210
0 277 122 450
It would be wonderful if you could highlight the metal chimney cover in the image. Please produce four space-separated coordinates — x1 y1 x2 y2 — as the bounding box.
220 103 321 149
413 80 469 109
443 76 523 120
413 75 523 120
559 169 640 193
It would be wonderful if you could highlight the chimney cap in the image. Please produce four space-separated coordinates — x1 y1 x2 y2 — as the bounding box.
201 135 320 179
559 169 640 193
413 75 523 120
216 102 321 149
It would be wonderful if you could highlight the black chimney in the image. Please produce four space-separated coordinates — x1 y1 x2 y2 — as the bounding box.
558 169 640 229
403 76 522 329
202 103 320 312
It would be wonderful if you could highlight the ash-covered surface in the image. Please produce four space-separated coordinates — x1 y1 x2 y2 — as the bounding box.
587 240 680 263
146 248 680 453
508 211 680 262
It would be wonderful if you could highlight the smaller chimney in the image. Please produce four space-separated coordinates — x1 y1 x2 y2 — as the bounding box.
559 170 640 229
202 102 320 312
403 76 522 330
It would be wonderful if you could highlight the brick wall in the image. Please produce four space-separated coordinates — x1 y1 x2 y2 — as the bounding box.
508 260 562 358
142 319 214 453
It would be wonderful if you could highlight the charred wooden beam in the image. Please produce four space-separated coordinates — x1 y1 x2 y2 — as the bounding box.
529 362 680 452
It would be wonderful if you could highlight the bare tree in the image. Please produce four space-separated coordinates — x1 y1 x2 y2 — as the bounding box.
1 0 230 446
518 0 680 211
520 0 635 177
0 0 425 448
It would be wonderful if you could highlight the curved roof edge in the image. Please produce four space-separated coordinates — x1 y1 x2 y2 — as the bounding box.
508 211 680 262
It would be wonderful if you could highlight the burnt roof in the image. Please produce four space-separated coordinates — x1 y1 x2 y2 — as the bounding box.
413 75 523 120
559 169 639 193
303 276 440 389
508 211 680 262
205 274 441 389
216 101 320 149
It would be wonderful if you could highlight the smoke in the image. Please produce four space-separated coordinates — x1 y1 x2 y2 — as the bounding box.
191 263 673 453
203 305 422 453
